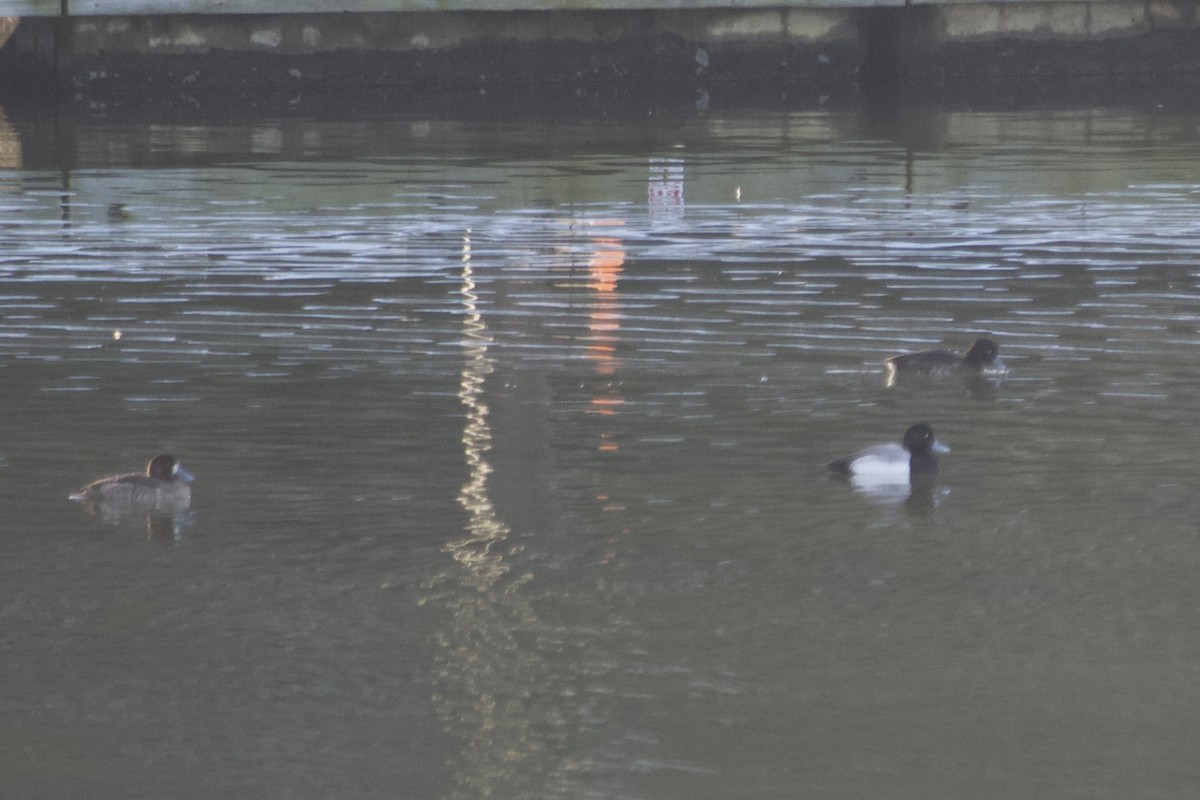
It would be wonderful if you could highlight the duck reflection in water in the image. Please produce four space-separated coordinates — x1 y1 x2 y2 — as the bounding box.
885 336 1007 392
70 454 196 540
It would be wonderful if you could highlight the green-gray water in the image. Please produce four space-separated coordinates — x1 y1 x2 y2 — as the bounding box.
2 98 1199 799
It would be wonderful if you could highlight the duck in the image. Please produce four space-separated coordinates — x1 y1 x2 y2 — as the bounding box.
828 423 949 485
70 454 194 516
885 336 1005 386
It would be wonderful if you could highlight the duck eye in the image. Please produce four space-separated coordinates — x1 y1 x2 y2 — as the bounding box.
171 463 178 476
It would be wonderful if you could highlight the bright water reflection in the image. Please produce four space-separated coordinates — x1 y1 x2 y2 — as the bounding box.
2 100 1200 798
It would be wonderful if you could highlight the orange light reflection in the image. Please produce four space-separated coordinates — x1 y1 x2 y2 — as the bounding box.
585 228 625 441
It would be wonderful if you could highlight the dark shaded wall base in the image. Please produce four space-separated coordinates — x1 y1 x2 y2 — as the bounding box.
61 41 863 96
2 8 1200 99
919 31 1200 79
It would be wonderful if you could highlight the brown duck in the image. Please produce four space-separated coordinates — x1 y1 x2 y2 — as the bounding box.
70 454 194 516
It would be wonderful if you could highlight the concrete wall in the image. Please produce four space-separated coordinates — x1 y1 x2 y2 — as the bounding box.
1 1 1198 96
64 9 860 56
3 0 1191 13
1 8 868 95
4 0 888 14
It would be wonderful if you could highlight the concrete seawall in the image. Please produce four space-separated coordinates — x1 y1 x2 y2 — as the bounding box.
1 2 1199 97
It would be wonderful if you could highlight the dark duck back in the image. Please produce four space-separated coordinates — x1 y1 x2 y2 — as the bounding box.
885 337 1004 385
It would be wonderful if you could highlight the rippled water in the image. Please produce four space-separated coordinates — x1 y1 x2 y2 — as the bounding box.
3 98 1200 798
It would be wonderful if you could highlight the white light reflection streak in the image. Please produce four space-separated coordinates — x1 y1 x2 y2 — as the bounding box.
451 230 510 584
433 229 547 798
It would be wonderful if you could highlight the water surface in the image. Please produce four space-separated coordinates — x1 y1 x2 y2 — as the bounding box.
2 97 1199 798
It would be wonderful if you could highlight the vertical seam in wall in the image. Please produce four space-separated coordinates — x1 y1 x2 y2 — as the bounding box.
56 0 72 94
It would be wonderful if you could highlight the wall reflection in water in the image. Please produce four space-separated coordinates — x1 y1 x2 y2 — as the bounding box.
0 104 20 169
647 157 685 222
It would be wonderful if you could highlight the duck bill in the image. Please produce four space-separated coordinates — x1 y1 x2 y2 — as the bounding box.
175 465 196 482
983 357 1008 375
932 440 950 455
